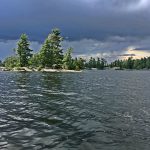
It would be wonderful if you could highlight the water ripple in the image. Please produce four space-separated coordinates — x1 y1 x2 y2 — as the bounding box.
0 71 150 149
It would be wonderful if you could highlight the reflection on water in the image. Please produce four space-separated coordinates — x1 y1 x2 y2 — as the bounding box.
1 70 150 149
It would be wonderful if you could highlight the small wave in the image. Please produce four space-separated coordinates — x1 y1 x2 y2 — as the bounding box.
60 92 77 96
10 128 36 137
31 94 43 97
141 109 150 116
43 90 77 96
40 116 63 125
0 124 10 128
19 85 27 88
14 89 28 92
1 95 28 99
8 115 33 121
123 112 133 121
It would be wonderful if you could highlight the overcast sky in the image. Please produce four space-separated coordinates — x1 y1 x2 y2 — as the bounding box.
0 0 150 61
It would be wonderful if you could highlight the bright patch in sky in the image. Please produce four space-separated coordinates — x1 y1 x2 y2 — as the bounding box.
127 0 149 11
121 46 150 60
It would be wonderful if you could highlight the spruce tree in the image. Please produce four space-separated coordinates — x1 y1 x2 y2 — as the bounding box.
15 34 32 67
39 28 63 68
49 28 63 68
40 39 54 67
96 57 101 69
63 48 73 70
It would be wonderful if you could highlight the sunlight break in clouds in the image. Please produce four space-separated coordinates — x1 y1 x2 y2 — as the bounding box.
127 0 149 11
122 48 150 60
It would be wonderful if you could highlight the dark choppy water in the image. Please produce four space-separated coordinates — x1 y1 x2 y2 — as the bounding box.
1 70 150 150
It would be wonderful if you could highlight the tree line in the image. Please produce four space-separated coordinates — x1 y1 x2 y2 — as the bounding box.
1 28 150 71
0 28 107 70
110 57 150 70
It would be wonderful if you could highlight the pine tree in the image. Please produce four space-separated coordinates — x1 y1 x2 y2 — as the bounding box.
15 34 32 67
96 57 101 69
4 56 19 68
127 57 134 69
146 57 150 69
48 28 63 68
40 39 54 67
39 28 63 68
88 57 94 69
63 48 73 70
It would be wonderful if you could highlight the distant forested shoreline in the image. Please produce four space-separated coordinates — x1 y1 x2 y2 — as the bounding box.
0 28 150 71
0 28 107 71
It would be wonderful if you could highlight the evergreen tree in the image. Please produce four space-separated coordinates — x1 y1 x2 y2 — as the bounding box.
77 58 85 70
96 57 101 69
63 48 73 69
146 57 150 69
88 57 94 69
39 28 63 68
72 57 85 70
15 34 32 67
126 57 134 69
40 39 54 67
4 56 19 68
72 57 78 70
28 53 41 68
133 59 141 69
48 28 63 68
92 58 96 68
100 58 106 69
109 57 150 70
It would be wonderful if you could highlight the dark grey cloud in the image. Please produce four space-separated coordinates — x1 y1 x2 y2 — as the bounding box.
119 54 136 57
1 0 150 61
0 0 150 41
0 40 41 60
134 47 150 51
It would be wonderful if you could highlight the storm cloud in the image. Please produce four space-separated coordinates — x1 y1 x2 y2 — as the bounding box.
0 0 150 60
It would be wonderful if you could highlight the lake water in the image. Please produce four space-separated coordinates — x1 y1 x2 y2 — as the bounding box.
1 70 150 150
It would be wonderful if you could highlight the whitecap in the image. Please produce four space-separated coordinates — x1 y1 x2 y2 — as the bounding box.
31 94 43 97
43 89 77 96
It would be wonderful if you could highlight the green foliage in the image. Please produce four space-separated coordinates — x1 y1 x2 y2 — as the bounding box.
85 57 107 70
49 28 63 67
96 57 105 69
146 57 150 69
110 57 150 70
3 28 111 71
87 57 94 69
76 58 85 70
63 48 74 70
28 53 41 68
15 34 32 67
4 56 19 69
39 39 53 67
71 57 85 70
40 28 63 68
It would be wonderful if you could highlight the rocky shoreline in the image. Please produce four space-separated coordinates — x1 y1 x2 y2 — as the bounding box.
0 67 82 73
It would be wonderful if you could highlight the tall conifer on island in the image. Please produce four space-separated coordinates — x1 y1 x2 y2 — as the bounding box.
39 38 53 67
15 34 32 67
40 28 63 68
50 28 63 67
